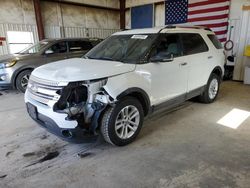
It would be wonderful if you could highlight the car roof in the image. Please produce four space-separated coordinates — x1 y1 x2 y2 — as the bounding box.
113 25 215 35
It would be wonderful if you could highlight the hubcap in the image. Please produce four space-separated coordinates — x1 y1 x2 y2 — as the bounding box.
21 74 30 90
208 78 218 99
115 105 140 139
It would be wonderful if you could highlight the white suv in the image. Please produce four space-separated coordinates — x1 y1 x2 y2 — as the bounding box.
25 25 225 146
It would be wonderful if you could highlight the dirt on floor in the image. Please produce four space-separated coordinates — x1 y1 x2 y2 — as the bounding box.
0 81 250 188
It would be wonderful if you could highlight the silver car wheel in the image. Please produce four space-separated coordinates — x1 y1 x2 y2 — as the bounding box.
208 78 218 99
115 105 140 139
21 74 30 89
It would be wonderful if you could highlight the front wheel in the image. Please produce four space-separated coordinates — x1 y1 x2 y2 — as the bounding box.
101 97 144 146
16 70 32 93
199 73 220 103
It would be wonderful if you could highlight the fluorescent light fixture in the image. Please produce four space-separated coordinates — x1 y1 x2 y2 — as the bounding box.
217 108 250 129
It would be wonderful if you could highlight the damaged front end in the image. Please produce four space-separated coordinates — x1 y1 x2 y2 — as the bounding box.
53 78 114 137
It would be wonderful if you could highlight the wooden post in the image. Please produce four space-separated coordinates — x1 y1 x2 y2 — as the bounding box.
120 0 126 30
33 0 45 40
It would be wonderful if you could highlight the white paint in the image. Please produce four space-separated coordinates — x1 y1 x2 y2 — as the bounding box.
32 58 136 82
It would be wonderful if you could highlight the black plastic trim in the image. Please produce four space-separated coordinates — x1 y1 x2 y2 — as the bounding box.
152 86 205 113
116 87 151 115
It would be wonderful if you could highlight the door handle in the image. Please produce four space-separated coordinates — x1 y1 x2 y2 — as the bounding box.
208 56 213 59
180 62 187 66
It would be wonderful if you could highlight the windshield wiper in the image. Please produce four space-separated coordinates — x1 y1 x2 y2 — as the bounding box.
85 56 115 61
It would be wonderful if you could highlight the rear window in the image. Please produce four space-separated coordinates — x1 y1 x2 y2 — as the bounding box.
181 33 209 55
207 34 223 49
68 41 93 52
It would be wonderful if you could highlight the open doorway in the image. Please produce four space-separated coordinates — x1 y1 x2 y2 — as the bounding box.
7 31 34 54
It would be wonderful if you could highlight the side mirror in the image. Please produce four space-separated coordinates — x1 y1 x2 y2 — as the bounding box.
150 53 174 63
44 49 54 55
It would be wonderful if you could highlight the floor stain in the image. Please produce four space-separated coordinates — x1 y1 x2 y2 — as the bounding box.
5 151 13 157
0 174 7 179
23 152 36 157
78 152 93 158
25 151 60 167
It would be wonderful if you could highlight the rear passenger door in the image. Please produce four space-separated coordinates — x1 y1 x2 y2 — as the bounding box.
67 40 93 58
180 33 210 92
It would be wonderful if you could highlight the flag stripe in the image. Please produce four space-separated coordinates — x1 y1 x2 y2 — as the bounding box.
214 30 228 35
189 0 229 8
210 26 228 32
189 1 230 12
188 14 229 22
199 22 228 28
188 18 228 26
188 5 229 15
188 10 229 19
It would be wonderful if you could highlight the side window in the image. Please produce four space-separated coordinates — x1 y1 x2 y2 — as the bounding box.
48 42 67 54
68 41 93 52
207 34 223 49
181 33 208 55
150 34 182 59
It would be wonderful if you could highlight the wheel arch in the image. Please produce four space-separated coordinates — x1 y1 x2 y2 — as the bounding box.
211 66 223 81
116 88 151 116
11 67 34 88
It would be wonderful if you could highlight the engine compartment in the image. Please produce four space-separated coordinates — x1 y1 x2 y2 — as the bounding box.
53 79 113 133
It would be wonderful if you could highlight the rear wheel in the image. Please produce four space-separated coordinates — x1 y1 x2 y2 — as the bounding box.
16 70 32 93
199 73 220 103
101 97 144 146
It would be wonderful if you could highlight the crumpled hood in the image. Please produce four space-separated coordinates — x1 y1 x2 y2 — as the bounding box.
32 58 136 82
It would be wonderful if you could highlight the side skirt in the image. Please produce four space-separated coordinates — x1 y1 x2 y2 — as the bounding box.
151 86 205 114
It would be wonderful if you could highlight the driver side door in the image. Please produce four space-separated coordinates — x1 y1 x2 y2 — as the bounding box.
44 41 69 64
136 33 188 107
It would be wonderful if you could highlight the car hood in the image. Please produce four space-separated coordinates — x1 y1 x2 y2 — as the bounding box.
32 58 136 82
0 53 36 63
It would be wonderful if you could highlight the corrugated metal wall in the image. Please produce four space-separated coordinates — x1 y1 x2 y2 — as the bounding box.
0 23 119 55
0 23 38 55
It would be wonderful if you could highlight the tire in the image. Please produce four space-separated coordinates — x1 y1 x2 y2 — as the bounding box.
16 70 32 93
101 97 144 146
199 73 220 103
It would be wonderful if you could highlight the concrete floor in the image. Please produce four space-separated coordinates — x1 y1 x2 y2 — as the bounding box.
0 81 249 188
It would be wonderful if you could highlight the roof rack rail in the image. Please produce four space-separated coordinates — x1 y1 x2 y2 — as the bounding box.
164 25 176 29
158 25 176 33
158 25 213 33
204 27 212 31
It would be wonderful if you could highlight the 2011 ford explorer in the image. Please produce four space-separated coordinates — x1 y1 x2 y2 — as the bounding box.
25 26 225 146
0 38 101 92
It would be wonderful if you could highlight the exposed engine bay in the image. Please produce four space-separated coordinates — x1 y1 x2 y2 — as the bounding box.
53 79 114 132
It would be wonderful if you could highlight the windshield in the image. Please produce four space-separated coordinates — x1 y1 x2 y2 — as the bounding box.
18 41 49 54
84 34 158 63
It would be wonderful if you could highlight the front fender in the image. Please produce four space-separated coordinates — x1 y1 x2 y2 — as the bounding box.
103 71 152 102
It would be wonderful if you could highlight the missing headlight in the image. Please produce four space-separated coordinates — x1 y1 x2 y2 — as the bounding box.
54 82 88 111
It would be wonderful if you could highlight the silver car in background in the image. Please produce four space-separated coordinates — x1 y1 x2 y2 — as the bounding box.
0 38 102 92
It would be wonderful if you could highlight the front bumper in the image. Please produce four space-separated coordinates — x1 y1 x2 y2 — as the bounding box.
25 90 99 143
26 102 98 143
0 68 14 87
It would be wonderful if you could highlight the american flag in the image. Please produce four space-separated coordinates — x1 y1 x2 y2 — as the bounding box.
165 0 230 42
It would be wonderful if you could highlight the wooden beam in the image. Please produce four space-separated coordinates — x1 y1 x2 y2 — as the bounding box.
120 0 126 30
125 0 165 11
33 0 45 40
242 5 250 11
41 0 120 12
